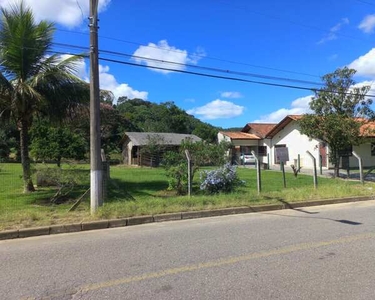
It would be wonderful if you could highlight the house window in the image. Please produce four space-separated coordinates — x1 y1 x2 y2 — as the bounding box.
371 143 375 156
258 146 267 156
274 144 288 164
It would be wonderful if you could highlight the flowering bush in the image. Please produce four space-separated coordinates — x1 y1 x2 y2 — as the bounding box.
200 163 244 194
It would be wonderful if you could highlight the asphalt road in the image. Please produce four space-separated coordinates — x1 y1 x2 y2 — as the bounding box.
1 201 375 300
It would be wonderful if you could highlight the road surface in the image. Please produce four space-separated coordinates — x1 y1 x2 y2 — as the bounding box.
1 200 375 299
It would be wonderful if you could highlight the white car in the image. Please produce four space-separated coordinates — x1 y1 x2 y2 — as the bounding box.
240 153 256 164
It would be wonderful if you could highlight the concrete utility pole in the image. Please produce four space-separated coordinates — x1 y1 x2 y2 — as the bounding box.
89 0 102 214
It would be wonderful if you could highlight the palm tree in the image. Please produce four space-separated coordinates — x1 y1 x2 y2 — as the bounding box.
0 3 89 192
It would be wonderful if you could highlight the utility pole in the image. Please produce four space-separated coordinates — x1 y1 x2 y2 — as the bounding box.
89 0 102 214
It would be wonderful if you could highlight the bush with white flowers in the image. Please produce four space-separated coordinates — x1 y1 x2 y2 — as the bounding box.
200 163 244 194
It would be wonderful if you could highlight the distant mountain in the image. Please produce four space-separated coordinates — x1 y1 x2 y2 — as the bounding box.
223 127 243 132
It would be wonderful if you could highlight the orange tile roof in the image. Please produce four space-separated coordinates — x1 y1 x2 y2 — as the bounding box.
288 115 302 121
360 121 375 137
266 115 303 138
220 131 261 140
265 115 375 138
242 123 277 137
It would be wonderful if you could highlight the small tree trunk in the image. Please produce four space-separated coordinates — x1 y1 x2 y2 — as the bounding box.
334 153 340 178
19 120 35 193
57 156 61 168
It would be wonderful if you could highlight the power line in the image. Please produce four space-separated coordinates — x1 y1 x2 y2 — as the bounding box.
55 28 321 78
75 0 88 25
98 56 375 98
51 42 324 86
21 45 375 99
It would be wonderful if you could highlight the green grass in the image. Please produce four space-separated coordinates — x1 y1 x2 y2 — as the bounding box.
1 163 374 230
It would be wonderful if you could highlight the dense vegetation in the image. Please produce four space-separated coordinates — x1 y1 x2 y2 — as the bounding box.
0 97 220 165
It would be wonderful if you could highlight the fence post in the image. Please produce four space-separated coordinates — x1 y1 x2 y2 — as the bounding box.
306 151 317 189
267 153 270 170
319 155 323 175
185 150 192 197
297 154 300 170
251 151 261 194
352 151 364 184
281 161 286 188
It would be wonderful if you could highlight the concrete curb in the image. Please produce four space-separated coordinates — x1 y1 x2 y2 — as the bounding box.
0 195 373 241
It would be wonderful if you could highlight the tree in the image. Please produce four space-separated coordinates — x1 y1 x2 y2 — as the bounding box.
115 98 220 142
0 122 18 161
163 140 231 194
0 3 89 192
140 134 167 167
30 119 86 167
299 67 373 177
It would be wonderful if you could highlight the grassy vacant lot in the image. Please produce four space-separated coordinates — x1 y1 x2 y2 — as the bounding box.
0 163 374 230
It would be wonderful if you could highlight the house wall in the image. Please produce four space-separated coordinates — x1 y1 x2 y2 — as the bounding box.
350 141 375 167
122 139 134 165
217 132 230 143
259 139 272 165
270 121 322 169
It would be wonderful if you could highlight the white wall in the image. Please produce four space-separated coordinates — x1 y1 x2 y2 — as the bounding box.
217 132 231 143
270 121 322 169
122 139 134 165
350 141 375 167
259 139 272 165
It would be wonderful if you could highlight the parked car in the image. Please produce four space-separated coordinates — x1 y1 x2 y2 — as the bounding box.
240 153 256 164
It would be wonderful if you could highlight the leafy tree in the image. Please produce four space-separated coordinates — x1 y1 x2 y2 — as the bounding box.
140 134 166 167
30 119 86 167
163 140 231 194
299 67 373 177
115 98 219 141
68 102 136 157
192 123 218 143
0 3 89 192
0 122 18 161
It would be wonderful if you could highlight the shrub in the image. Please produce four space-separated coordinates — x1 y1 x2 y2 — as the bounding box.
162 140 231 195
200 163 244 194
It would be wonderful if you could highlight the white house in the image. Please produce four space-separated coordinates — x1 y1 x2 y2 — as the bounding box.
219 115 375 170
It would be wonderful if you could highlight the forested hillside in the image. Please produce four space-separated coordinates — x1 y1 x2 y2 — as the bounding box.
0 97 220 162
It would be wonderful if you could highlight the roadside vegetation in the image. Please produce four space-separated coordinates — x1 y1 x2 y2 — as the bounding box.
1 163 374 230
1 3 374 233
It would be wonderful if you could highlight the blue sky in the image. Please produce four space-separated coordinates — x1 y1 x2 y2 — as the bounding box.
1 0 375 128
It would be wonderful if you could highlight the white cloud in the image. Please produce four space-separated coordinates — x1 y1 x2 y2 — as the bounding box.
348 48 375 77
56 55 148 102
317 18 349 44
187 99 245 120
0 0 111 28
220 91 243 98
98 65 148 101
132 40 205 74
58 54 88 80
253 95 313 123
358 14 375 33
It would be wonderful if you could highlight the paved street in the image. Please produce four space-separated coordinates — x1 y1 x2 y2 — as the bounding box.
1 200 375 300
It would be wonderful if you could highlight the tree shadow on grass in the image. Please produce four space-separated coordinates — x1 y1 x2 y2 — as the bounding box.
28 185 89 206
107 178 170 202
